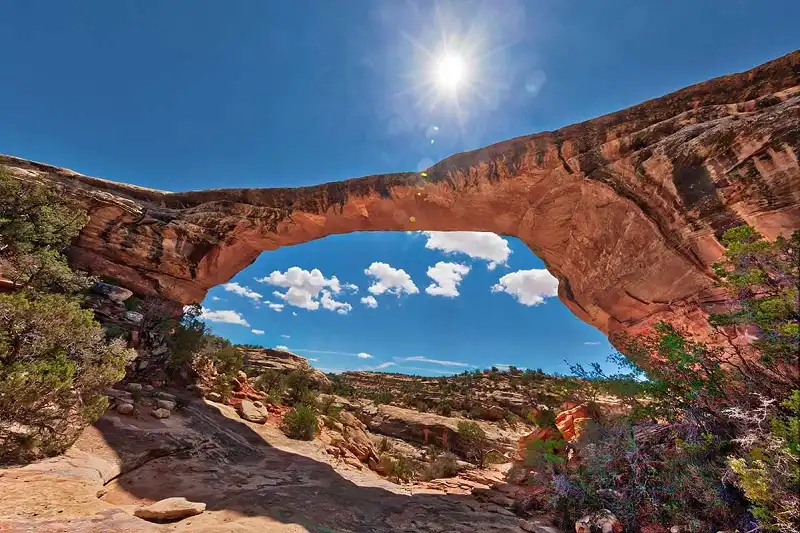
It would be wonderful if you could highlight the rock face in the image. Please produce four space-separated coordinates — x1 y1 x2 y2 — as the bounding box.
1 52 798 345
242 347 331 389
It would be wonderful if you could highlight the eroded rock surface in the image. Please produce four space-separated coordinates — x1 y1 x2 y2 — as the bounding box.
1 52 797 346
0 394 542 532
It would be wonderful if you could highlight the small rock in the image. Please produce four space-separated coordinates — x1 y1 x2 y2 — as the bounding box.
206 392 222 402
520 518 561 533
575 509 623 533
126 383 143 393
236 400 268 424
237 370 248 381
134 497 206 521
117 403 134 415
124 311 144 324
152 345 169 356
670 527 681 533
138 359 150 370
253 400 264 408
143 384 154 393
151 408 170 419
91 282 133 302
154 391 176 402
156 399 176 411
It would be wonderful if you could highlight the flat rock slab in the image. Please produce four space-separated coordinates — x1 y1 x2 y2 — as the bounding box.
134 497 206 521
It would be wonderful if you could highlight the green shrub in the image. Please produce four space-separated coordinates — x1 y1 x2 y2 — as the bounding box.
457 420 490 467
281 405 318 440
383 453 416 483
377 436 393 454
0 292 135 463
725 391 800 532
420 452 459 481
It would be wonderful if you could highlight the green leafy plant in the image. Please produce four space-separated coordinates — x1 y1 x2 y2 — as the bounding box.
457 420 491 468
281 405 318 440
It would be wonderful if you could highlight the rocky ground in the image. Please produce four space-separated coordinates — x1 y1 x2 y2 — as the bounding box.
0 386 559 533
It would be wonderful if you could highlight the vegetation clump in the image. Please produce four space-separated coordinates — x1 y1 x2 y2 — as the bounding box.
281 404 318 440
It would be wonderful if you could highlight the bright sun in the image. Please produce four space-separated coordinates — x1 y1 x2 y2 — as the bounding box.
435 53 466 91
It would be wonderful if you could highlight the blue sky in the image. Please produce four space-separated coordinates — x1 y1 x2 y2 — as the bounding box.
1 1 797 375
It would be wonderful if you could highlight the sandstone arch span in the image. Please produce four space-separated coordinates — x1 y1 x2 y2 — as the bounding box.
2 51 799 342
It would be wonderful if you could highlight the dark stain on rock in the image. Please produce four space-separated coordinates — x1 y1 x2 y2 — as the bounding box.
672 153 718 210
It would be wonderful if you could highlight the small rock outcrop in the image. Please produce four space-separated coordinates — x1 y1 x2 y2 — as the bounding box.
235 400 268 424
133 497 206 521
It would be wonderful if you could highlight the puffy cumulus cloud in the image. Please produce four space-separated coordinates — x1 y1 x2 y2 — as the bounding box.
365 262 419 296
292 312 298 316
425 262 471 297
398 355 472 367
222 282 262 302
257 267 353 312
343 283 359 292
423 231 510 270
320 290 352 315
491 269 559 306
275 345 289 351
251 329 265 335
360 295 378 308
356 352 374 359
200 308 250 327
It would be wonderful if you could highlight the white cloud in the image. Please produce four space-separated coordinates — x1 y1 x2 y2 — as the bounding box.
425 262 471 297
360 295 378 308
211 296 221 301
357 352 374 359
222 282 262 302
251 329 265 335
307 358 319 362
423 231 511 270
200 308 250 327
343 283 359 293
365 262 419 296
257 267 353 312
374 362 396 370
397 355 472 368
491 269 559 306
281 334 291 339
584 341 602 345
320 290 353 315
275 345 289 351
292 312 298 316
264 301 284 312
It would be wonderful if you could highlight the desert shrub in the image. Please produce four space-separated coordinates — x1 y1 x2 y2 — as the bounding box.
284 367 317 405
281 404 318 440
377 436 393 454
725 391 800 532
327 373 355 397
436 401 452 417
0 292 135 463
255 369 286 398
420 451 459 481
0 167 91 294
317 395 341 419
383 453 416 483
710 226 799 370
547 420 738 531
167 304 208 370
210 373 235 402
372 388 393 405
458 420 491 468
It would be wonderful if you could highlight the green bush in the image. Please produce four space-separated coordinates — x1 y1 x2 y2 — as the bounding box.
725 390 800 532
0 292 135 463
281 405 318 440
383 453 417 483
457 420 490 467
420 452 459 481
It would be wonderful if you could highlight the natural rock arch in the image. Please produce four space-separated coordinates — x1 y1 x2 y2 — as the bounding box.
2 51 799 342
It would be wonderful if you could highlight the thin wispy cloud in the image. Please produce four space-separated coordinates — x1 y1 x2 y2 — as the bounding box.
251 329 265 335
396 355 473 368
200 308 250 327
583 341 602 345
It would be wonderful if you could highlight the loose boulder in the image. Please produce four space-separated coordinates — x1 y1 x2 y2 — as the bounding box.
134 497 206 521
91 281 133 302
236 400 268 424
151 408 170 420
117 403 134 415
156 399 176 411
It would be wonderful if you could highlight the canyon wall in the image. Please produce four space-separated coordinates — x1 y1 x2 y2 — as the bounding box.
2 51 798 342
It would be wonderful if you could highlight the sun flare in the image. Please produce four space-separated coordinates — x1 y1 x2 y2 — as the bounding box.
435 53 466 91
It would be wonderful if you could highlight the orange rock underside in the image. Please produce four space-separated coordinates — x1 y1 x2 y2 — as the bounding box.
1 51 798 350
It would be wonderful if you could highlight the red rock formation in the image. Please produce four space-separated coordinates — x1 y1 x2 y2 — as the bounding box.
555 404 592 442
1 51 798 347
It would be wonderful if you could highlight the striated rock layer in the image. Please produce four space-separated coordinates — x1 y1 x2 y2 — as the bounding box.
2 51 799 343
